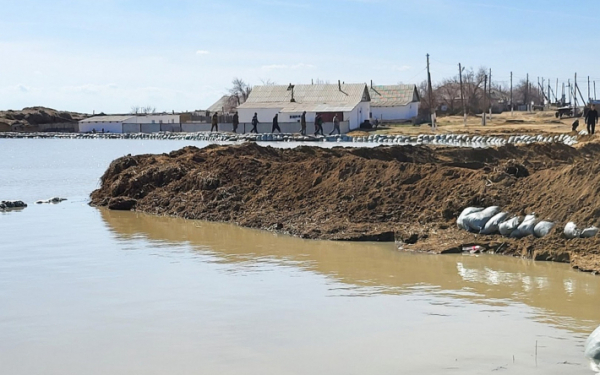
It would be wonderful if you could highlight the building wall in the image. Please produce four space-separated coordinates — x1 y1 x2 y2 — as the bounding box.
371 103 419 121
160 123 182 132
140 123 161 133
79 121 123 133
238 108 282 124
122 123 140 133
123 115 180 124
346 101 370 130
181 121 350 134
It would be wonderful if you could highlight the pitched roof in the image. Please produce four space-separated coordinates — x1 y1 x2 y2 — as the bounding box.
80 115 134 123
238 83 370 110
207 95 235 113
369 85 420 107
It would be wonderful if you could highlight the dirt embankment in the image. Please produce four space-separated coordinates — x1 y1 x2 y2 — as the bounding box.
90 142 600 273
0 107 86 132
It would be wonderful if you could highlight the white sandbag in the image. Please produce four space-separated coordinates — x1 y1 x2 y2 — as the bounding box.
533 221 555 238
464 206 501 232
564 222 581 239
499 217 520 236
457 207 483 230
510 214 537 238
585 325 600 373
480 212 509 235
581 226 599 238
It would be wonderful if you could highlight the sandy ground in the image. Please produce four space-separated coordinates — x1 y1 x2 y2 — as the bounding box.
350 110 578 137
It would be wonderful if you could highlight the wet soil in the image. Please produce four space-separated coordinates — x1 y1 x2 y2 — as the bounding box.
90 141 600 273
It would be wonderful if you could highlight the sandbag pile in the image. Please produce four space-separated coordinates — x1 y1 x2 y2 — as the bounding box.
457 207 598 240
563 222 599 239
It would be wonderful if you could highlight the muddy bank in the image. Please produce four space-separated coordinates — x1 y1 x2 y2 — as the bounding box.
90 142 600 273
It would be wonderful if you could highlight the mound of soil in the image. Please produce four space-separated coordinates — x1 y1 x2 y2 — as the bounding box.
0 106 86 131
90 142 600 273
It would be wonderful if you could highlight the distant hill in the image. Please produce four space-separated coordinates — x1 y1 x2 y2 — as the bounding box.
0 107 88 132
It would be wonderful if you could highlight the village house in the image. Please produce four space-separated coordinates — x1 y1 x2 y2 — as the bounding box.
207 95 237 115
79 114 181 133
236 82 371 133
368 84 420 122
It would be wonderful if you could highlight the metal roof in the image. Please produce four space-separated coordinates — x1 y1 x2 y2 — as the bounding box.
79 115 134 123
238 83 370 110
207 95 234 113
369 85 420 107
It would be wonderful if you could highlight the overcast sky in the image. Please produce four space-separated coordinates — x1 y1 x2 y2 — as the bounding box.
1 0 597 114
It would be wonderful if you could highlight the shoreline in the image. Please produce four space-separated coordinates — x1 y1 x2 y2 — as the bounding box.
89 141 600 274
0 131 579 147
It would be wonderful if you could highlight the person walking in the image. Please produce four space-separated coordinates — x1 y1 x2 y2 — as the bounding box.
272 113 281 133
314 113 324 136
586 104 599 135
211 112 218 132
251 112 259 133
329 114 340 135
232 111 239 133
300 111 307 135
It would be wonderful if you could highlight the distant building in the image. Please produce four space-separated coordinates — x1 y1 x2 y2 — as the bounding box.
79 114 180 133
237 82 371 132
207 95 237 115
369 84 420 122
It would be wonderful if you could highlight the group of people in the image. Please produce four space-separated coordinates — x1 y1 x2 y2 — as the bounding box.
210 110 342 135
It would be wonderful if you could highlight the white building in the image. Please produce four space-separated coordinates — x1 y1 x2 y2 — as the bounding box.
237 82 371 132
79 114 181 133
369 84 420 122
79 115 133 133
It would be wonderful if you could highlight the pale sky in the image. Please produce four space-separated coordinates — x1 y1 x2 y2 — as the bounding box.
1 0 597 114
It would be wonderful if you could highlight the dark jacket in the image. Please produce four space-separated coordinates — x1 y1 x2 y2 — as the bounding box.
232 114 239 126
316 115 323 126
586 109 598 124
211 114 218 126
273 115 279 126
252 115 259 126
300 113 306 126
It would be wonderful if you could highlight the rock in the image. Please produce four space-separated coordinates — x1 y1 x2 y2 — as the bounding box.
0 200 27 210
107 197 137 211
35 197 67 204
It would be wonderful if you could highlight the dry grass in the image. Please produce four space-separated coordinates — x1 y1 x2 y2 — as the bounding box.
350 110 577 137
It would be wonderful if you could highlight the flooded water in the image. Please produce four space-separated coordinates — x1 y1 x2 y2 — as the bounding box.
1 138 599 374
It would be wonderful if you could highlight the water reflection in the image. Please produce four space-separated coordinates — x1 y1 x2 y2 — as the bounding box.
100 209 600 335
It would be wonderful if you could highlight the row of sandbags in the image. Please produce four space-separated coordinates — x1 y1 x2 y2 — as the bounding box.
457 206 599 239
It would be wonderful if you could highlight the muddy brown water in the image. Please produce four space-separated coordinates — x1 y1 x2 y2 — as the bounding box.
1 139 599 374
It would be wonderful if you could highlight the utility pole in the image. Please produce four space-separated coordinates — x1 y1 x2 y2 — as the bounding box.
574 73 578 116
588 76 591 103
595 81 597 100
510 71 513 116
556 78 559 104
488 68 492 120
426 54 435 130
547 78 551 107
526 74 529 111
542 77 545 104
482 74 487 126
459 63 466 126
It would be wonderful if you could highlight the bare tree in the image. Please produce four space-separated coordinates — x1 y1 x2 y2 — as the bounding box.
131 105 156 115
513 80 543 107
142 106 156 114
228 78 252 106
260 78 276 86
